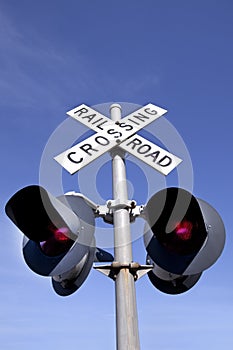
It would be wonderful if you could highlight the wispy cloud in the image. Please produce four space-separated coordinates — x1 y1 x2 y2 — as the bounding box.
0 9 92 112
0 7 161 115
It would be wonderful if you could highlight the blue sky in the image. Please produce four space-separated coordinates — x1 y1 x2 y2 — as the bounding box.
1 1 233 349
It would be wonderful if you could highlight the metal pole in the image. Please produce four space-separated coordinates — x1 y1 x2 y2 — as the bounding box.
110 104 140 350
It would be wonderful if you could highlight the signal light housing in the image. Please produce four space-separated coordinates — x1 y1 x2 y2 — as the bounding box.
144 187 225 294
146 255 202 295
5 185 98 296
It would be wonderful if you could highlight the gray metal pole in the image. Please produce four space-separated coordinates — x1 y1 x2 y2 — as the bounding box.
110 104 140 350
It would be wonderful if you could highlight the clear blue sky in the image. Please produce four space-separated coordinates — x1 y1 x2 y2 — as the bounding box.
1 1 233 349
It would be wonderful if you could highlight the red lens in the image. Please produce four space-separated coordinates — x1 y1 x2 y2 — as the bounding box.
40 224 74 256
175 221 193 241
53 227 70 241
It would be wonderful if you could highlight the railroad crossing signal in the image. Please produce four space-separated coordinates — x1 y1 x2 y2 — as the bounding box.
54 103 182 175
5 102 225 350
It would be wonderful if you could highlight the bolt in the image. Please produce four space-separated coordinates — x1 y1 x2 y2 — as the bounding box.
131 201 136 208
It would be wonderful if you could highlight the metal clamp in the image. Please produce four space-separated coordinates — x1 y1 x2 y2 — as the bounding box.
94 262 154 281
95 203 146 224
106 199 137 210
64 191 147 223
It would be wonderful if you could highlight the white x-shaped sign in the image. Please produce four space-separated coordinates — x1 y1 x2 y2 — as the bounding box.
54 103 182 175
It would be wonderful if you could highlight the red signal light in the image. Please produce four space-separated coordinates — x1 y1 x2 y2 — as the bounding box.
40 224 74 257
175 221 193 241
52 226 70 241
152 218 202 255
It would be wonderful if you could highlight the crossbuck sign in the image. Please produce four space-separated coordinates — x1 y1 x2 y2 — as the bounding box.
54 103 182 175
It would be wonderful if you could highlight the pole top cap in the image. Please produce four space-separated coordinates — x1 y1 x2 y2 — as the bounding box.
110 103 122 111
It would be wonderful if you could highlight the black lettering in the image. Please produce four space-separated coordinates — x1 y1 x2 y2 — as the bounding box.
144 107 158 116
95 136 110 146
133 113 150 123
126 137 142 149
92 117 104 125
82 113 97 123
74 107 88 116
80 144 98 155
67 152 83 164
107 129 122 138
96 120 109 130
118 122 134 130
137 144 151 154
158 156 172 167
145 151 160 162
127 118 140 126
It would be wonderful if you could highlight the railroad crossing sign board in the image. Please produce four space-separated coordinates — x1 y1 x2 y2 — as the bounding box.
120 134 181 176
54 103 182 175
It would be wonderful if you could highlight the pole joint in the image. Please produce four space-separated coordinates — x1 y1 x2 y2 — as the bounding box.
94 202 145 224
94 262 154 281
107 199 137 210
